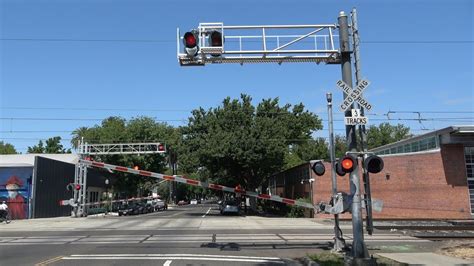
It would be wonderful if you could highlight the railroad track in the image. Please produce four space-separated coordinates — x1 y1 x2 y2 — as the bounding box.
408 230 474 240
374 222 474 240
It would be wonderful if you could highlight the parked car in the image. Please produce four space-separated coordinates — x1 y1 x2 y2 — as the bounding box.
145 202 155 213
148 199 167 211
190 199 198 205
220 200 240 215
177 200 188 206
118 204 134 216
131 202 147 215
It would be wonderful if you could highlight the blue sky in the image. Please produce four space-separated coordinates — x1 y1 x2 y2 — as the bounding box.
0 0 472 153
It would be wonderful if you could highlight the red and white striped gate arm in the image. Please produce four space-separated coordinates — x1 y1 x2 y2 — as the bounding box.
80 159 315 210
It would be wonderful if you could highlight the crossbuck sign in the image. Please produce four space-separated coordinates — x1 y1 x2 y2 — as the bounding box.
337 79 372 112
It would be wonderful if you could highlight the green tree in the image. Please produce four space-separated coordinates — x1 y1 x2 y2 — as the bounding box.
71 116 180 196
292 137 329 163
28 137 69 153
181 94 322 196
0 141 18 154
27 140 45 153
366 123 412 149
334 134 347 159
45 136 69 153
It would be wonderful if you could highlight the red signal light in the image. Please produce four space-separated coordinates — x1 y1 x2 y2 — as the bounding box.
341 158 353 170
340 155 357 173
184 32 197 48
209 30 222 47
75 184 81 191
183 30 199 58
158 144 165 152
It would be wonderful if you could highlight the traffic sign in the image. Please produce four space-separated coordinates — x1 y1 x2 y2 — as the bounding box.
336 79 373 112
345 116 369 125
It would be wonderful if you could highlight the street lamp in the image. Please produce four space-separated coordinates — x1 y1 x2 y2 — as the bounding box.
105 179 110 213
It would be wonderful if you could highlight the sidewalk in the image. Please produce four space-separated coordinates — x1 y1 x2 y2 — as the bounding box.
377 252 473 266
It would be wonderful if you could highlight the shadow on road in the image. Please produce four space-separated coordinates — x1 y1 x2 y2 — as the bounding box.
200 242 333 251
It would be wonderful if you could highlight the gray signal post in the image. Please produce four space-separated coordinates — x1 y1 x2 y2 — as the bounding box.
338 11 369 260
326 92 346 251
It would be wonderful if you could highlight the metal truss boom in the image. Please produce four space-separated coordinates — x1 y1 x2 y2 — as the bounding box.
77 142 166 155
177 23 340 66
72 141 167 217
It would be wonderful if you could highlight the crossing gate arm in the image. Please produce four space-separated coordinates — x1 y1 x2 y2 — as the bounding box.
79 159 315 210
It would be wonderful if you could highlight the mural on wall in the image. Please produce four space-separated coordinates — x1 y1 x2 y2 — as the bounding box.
0 167 32 219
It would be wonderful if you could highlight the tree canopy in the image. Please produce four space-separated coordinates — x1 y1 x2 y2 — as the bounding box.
71 116 180 196
366 123 412 149
27 136 70 154
64 99 413 201
180 94 322 190
0 141 17 154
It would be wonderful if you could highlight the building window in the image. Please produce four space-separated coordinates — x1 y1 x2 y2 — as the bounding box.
404 143 411 153
411 142 419 152
374 135 440 156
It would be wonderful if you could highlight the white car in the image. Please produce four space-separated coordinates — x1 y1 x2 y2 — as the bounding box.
148 199 167 211
190 199 198 204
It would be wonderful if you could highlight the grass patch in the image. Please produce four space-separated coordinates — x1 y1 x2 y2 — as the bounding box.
307 252 344 266
307 252 407 266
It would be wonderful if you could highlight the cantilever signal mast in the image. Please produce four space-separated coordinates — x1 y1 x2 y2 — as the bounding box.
177 10 373 261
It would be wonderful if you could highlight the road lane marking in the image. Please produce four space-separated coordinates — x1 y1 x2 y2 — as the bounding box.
163 260 172 266
35 256 63 266
63 257 285 263
69 254 282 259
63 254 284 263
202 207 212 218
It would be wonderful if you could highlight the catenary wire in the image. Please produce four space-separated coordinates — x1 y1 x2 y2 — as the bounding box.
1 38 472 44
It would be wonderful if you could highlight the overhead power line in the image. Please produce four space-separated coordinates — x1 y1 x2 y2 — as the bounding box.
1 106 191 112
0 38 173 43
1 116 472 122
1 38 472 44
0 117 187 122
3 106 473 115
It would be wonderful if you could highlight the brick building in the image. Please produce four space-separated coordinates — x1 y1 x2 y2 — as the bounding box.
269 126 474 219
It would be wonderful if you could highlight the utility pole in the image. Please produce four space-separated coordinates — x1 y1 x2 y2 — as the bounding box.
168 147 178 204
338 11 369 259
326 92 346 251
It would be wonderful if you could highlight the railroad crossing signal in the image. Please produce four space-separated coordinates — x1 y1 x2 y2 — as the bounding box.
183 30 199 58
311 160 326 176
336 79 372 112
364 155 384 174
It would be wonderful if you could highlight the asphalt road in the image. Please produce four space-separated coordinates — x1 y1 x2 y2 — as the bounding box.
0 203 440 266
